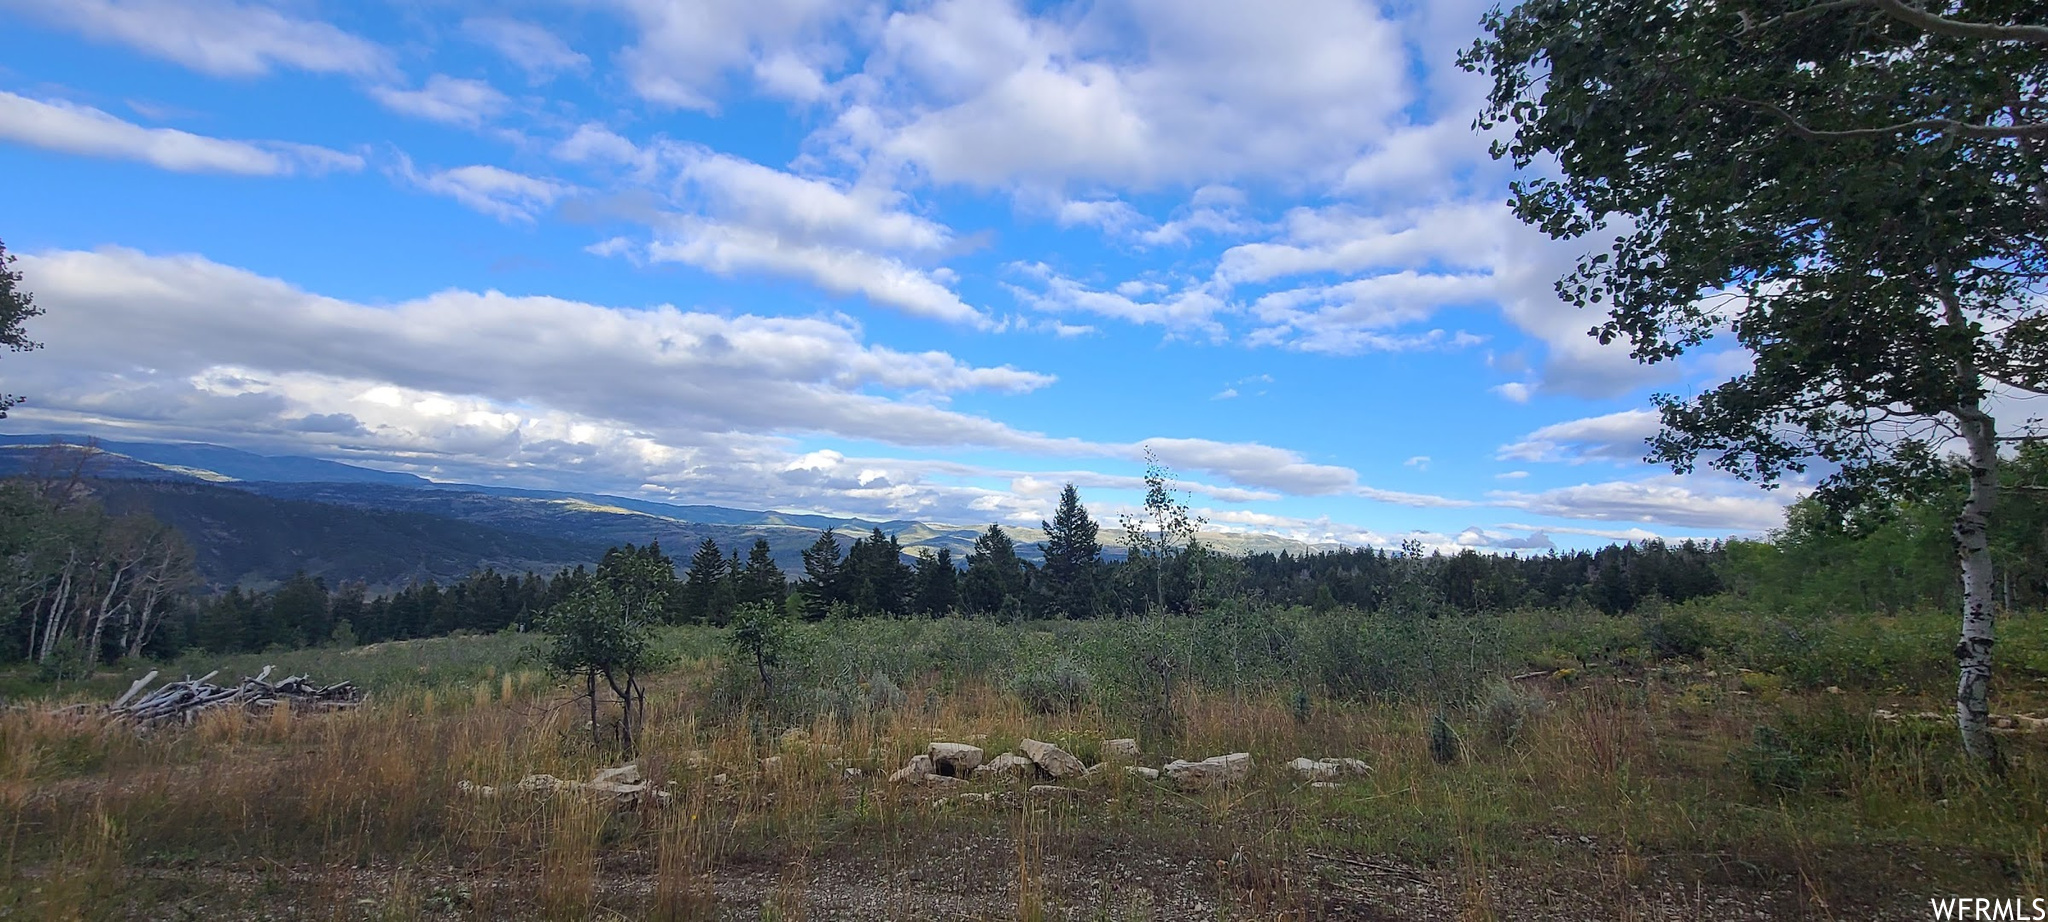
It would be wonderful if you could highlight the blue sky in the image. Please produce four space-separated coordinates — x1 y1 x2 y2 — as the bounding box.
0 0 1792 551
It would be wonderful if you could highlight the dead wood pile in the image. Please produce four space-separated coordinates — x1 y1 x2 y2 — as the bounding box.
108 665 363 724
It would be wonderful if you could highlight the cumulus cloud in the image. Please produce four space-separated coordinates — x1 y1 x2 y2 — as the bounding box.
370 76 512 128
8 0 392 78
841 0 1412 191
1497 409 1662 464
1007 263 1228 338
0 91 362 176
609 0 850 110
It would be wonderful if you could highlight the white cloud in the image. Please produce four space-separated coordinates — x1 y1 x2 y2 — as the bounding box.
609 0 849 110
1497 409 1662 464
1212 388 1238 401
1490 477 1792 533
0 91 361 176
643 221 987 327
370 76 511 128
847 0 1412 191
1456 527 1553 551
462 18 589 82
677 148 954 253
1492 382 1533 403
1007 263 1229 338
395 159 572 222
8 0 391 78
1404 455 1429 470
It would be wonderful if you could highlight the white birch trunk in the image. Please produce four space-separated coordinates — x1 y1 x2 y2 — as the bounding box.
1955 404 1999 761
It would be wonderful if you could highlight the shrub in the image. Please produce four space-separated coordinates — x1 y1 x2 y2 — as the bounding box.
1010 656 1093 714
1478 680 1545 747
1643 609 1713 659
1429 710 1461 764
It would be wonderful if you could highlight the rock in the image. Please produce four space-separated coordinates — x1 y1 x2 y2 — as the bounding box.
780 728 810 746
844 767 866 780
514 774 585 795
975 752 1039 782
712 773 732 786
1163 753 1251 792
923 773 966 788
889 754 936 784
1031 784 1086 798
1289 757 1339 781
933 791 995 807
927 742 985 778
591 764 641 786
760 756 784 775
1310 781 1343 790
1104 738 1141 760
1123 766 1160 781
456 780 498 798
1825 686 1844 695
1325 757 1371 776
1019 738 1087 779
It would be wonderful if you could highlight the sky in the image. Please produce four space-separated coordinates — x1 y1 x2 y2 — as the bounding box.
0 0 1798 552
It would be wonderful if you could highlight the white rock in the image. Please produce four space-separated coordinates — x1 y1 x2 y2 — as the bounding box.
1289 757 1339 781
1310 781 1343 790
1124 766 1160 781
591 764 641 786
1104 738 1141 760
1322 757 1372 776
927 742 985 778
759 756 784 775
514 773 584 795
1019 738 1087 779
1030 784 1085 798
889 754 936 784
1163 753 1251 791
975 752 1039 781
456 780 498 798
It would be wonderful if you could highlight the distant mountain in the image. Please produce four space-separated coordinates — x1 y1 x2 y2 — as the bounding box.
0 434 1345 589
0 435 428 485
86 479 609 592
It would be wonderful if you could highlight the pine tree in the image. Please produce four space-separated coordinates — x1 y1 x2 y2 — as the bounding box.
1039 483 1102 618
963 524 1025 618
799 529 842 620
912 548 959 616
681 539 730 624
737 538 787 610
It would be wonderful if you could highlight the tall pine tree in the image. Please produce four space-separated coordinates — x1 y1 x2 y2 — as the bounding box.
1039 483 1101 618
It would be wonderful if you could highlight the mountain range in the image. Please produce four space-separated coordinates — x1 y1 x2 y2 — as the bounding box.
0 434 1344 592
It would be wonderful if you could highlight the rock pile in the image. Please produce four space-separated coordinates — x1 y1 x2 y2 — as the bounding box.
1286 756 1371 782
460 763 666 804
1162 752 1252 791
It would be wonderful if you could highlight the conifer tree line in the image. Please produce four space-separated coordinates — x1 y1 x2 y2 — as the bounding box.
14 461 2048 663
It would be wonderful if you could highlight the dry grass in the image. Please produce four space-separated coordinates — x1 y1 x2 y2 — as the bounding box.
0 642 2040 919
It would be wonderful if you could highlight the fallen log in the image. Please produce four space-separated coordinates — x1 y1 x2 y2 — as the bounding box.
106 666 364 726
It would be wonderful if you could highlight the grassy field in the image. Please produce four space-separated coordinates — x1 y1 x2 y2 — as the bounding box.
2 603 2044 920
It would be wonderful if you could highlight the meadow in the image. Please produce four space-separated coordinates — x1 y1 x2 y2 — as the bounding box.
2 601 2044 920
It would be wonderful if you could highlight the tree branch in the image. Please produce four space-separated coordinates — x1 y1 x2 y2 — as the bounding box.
1864 0 2048 45
1745 0 2048 45
1731 97 2048 140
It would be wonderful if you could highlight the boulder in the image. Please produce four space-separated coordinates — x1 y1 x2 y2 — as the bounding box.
889 754 936 784
1323 757 1372 776
1289 757 1340 781
591 764 641 786
975 752 1039 782
1104 738 1141 760
927 742 985 778
1163 753 1252 791
1019 738 1087 779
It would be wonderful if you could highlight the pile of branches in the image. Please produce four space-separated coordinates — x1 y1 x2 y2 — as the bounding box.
109 665 363 725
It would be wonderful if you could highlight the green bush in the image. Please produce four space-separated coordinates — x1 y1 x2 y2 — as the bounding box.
1477 680 1545 747
1009 656 1093 714
1643 609 1713 659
